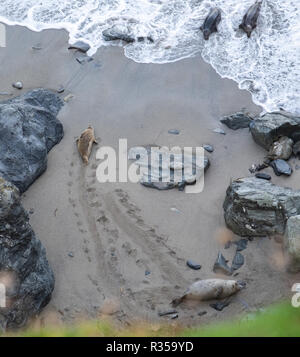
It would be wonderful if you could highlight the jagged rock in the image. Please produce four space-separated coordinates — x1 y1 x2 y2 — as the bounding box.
102 25 135 43
213 253 232 275
203 145 214 153
220 112 252 130
231 252 244 270
68 41 90 53
223 177 300 236
250 112 300 150
255 172 271 180
0 89 64 193
284 215 300 273
268 137 293 160
293 141 300 157
234 238 248 251
270 159 292 176
0 177 54 329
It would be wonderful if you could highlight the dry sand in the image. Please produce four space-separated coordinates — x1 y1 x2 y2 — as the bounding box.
1 24 300 328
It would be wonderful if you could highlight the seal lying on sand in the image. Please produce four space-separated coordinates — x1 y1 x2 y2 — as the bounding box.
77 126 98 165
172 279 245 306
200 8 221 40
239 1 262 38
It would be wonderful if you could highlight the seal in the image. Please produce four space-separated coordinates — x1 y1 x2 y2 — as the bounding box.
239 1 262 38
200 8 221 41
76 125 98 165
172 279 245 306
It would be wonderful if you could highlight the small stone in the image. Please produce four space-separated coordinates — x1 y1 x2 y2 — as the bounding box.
270 159 292 176
255 173 271 180
32 44 42 50
68 41 90 53
102 26 135 43
12 82 23 90
68 252 74 258
76 56 94 65
28 208 34 215
203 144 214 153
198 311 207 316
213 252 232 275
57 86 65 94
231 252 244 270
213 128 226 135
158 309 177 317
64 94 74 102
168 129 180 135
145 270 151 276
186 260 201 270
170 314 178 319
210 299 230 311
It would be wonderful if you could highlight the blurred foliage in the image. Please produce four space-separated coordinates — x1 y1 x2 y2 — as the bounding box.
2 301 300 337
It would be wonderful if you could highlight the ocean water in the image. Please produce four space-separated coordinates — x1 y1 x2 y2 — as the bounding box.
0 0 299 114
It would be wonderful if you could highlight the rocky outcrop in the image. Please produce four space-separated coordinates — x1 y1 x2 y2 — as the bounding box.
249 112 300 150
0 89 64 193
268 136 293 160
284 215 300 273
220 111 252 130
102 25 135 43
223 177 300 236
0 177 54 329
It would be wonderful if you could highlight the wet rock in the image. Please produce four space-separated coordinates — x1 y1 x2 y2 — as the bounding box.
293 141 300 157
0 178 54 329
12 82 23 90
203 145 214 153
250 112 300 150
68 252 74 258
270 159 292 176
168 129 180 135
210 299 230 311
284 215 300 273
213 253 232 275
249 162 269 174
76 56 94 65
231 252 244 271
255 172 271 181
0 89 64 193
268 137 293 160
213 128 226 135
186 260 201 270
68 41 90 53
57 86 65 94
145 270 151 276
223 177 300 236
220 111 252 130
102 25 135 43
234 239 248 252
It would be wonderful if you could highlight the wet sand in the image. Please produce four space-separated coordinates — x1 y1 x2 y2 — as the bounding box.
1 24 299 328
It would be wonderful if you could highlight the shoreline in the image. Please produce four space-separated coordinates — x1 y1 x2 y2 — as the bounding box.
1 24 299 327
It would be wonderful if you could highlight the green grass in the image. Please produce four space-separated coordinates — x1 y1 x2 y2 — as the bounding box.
3 301 300 337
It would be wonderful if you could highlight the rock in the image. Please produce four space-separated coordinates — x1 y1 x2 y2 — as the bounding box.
210 299 230 311
186 260 201 270
255 173 271 180
203 144 214 153
198 311 207 316
284 215 300 273
57 86 65 94
168 129 180 135
223 177 300 236
270 159 292 176
249 162 269 173
220 112 252 130
68 41 90 53
231 252 244 270
0 89 64 193
213 128 226 135
145 270 151 276
293 141 300 157
213 252 232 275
76 56 94 65
234 239 248 251
12 82 23 90
250 112 300 150
268 137 293 160
158 309 177 317
102 26 135 43
0 178 54 329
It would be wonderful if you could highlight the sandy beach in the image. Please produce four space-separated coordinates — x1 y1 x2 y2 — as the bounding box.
1 24 299 328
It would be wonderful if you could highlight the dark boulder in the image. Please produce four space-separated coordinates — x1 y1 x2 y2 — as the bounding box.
68 41 90 53
220 111 252 130
0 89 64 193
249 112 300 150
0 177 54 330
102 25 135 43
270 159 292 176
223 177 300 236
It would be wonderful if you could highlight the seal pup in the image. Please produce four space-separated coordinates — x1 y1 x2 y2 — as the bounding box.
172 279 245 306
200 8 221 41
77 125 98 165
239 1 262 38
